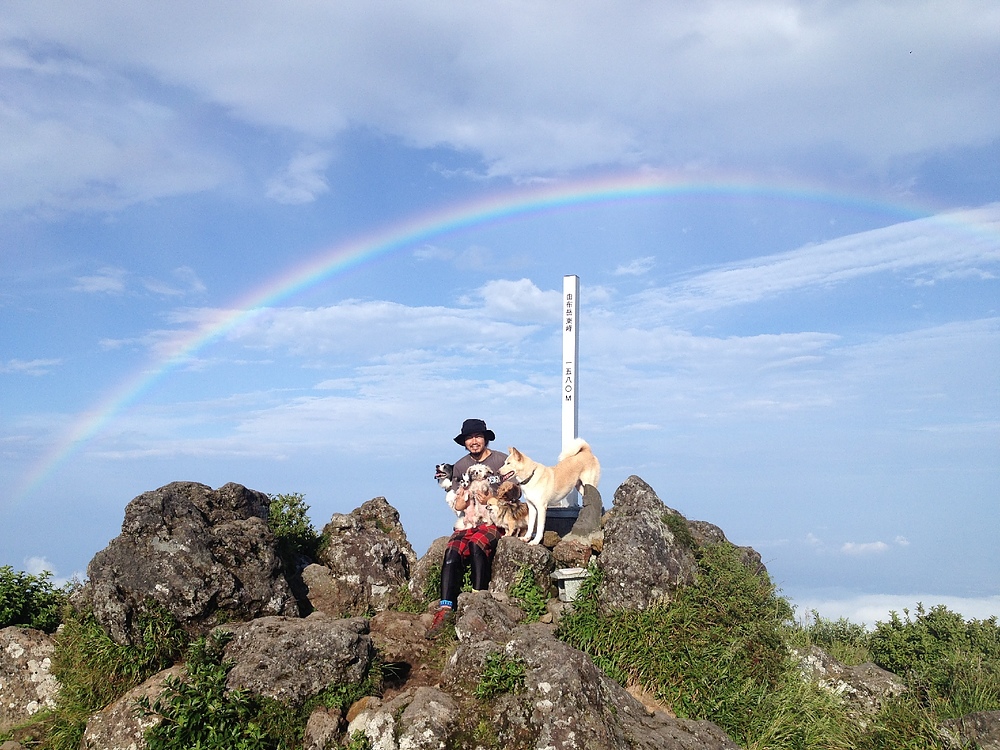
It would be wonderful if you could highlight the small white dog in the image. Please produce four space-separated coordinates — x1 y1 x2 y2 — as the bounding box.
460 463 495 527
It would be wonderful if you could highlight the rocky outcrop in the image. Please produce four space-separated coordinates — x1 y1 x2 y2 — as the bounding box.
11 475 995 750
313 496 417 617
794 645 907 727
348 592 740 750
597 475 700 611
0 627 58 731
81 481 298 645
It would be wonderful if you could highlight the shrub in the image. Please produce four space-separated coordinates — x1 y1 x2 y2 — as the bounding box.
268 492 323 562
867 604 1000 718
140 632 273 750
0 565 69 633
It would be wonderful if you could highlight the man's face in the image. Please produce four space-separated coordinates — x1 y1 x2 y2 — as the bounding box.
464 433 487 455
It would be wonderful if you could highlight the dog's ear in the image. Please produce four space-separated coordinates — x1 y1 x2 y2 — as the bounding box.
509 446 521 458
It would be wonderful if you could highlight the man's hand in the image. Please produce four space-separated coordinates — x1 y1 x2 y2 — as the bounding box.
453 486 469 512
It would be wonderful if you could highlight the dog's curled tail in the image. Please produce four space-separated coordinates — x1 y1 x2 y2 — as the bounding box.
558 438 601 489
558 437 591 461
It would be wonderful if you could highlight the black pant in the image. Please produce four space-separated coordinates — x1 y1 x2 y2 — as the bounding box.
440 544 492 604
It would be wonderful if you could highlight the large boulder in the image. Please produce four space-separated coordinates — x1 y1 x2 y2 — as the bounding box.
597 475 699 611
220 614 374 707
313 497 416 617
0 627 58 731
82 482 298 645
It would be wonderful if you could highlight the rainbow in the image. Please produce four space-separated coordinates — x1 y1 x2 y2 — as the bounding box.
14 171 953 500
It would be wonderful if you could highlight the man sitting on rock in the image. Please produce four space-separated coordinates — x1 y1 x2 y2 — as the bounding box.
426 418 507 638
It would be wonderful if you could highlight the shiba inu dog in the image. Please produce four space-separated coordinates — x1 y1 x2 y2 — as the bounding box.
486 480 529 537
499 439 600 545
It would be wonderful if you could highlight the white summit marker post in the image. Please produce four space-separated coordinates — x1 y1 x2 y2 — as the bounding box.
560 274 580 508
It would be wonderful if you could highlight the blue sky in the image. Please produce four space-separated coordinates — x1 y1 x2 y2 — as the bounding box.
2 1 998 626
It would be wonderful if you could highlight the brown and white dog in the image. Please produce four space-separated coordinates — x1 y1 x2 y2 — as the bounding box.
486 480 529 537
499 438 601 545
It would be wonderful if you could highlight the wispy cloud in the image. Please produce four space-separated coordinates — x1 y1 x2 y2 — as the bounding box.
635 206 1000 315
0 358 62 375
141 266 207 296
72 266 127 294
614 256 656 276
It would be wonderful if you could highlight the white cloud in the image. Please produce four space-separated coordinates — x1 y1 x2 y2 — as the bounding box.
0 40 232 216
265 150 332 204
634 205 1000 315
473 278 562 322
141 266 207 296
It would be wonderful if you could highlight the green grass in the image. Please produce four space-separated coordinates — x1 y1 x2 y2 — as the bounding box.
475 651 528 701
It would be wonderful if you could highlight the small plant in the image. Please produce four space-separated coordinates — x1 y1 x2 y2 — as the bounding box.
0 565 69 632
344 730 374 750
508 566 548 623
661 512 696 550
475 651 528 701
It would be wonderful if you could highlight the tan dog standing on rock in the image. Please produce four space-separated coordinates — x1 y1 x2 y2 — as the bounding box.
499 438 601 545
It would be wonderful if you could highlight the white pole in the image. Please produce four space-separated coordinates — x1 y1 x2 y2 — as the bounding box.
561 275 580 507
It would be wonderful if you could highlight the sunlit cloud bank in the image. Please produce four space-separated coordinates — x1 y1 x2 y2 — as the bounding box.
789 593 1000 628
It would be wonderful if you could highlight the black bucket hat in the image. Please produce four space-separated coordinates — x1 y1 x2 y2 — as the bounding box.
454 418 496 445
